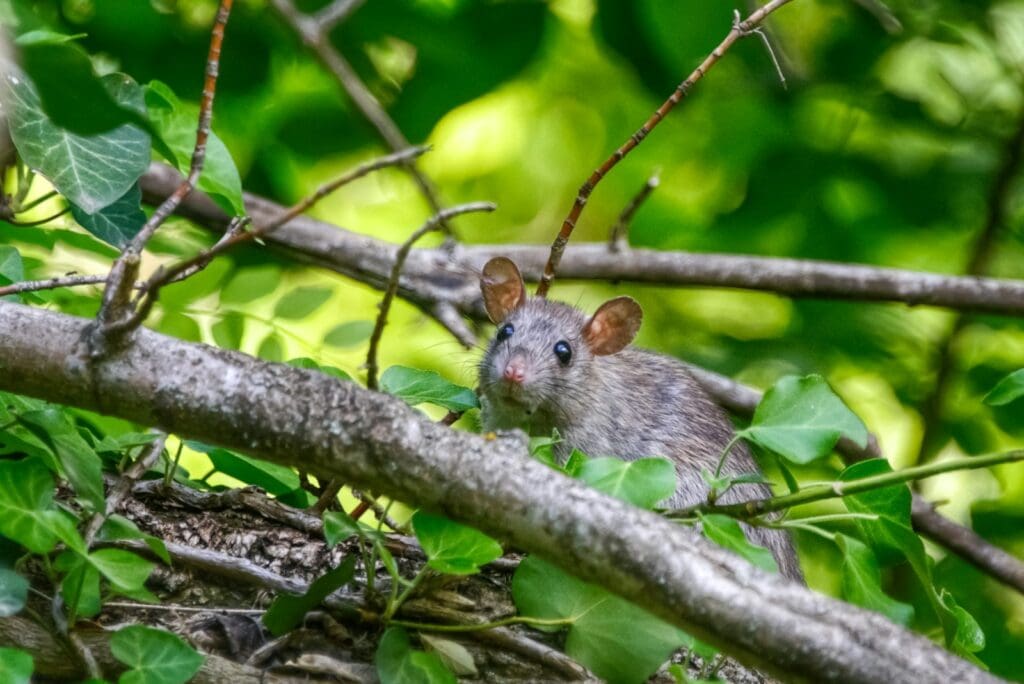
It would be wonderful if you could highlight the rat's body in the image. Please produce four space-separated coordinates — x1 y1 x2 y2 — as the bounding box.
478 261 802 581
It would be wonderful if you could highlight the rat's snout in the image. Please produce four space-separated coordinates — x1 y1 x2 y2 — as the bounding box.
502 359 527 384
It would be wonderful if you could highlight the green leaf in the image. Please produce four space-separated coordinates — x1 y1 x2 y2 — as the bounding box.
144 80 243 215
3 68 150 214
0 245 25 302
18 408 106 511
563 448 588 476
60 554 102 620
375 627 457 684
412 511 502 575
257 333 284 362
0 458 84 554
69 182 146 248
206 447 299 496
273 286 333 320
739 374 868 465
110 625 205 684
576 457 676 509
263 556 357 636
0 648 33 684
89 548 155 594
324 320 374 348
93 432 161 454
983 369 1024 406
939 590 986 659
0 567 28 617
323 510 382 546
287 357 354 382
834 533 914 626
380 366 480 412
98 515 171 564
418 634 478 676
699 514 779 574
512 556 687 684
16 38 149 135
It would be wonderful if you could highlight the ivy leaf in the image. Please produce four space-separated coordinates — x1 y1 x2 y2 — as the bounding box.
983 369 1024 406
273 286 333 320
739 375 868 465
263 556 357 636
412 511 502 575
375 626 456 684
0 246 25 302
0 648 33 684
3 68 150 214
419 634 478 676
939 590 986 662
323 509 382 546
16 36 148 135
0 458 85 554
110 625 205 684
98 515 171 564
144 80 243 215
380 367 480 412
834 533 914 626
59 553 102 620
576 457 676 509
93 432 161 454
287 357 353 382
512 556 687 684
202 446 299 496
0 567 28 617
89 548 155 596
324 320 374 348
69 182 146 248
18 408 106 511
698 514 779 574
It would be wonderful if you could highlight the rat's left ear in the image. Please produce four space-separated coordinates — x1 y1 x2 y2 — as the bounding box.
582 296 642 356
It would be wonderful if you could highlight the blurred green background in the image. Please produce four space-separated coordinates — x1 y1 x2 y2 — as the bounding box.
4 0 1024 676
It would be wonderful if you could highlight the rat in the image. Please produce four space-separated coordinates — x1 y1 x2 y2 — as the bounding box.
477 257 802 581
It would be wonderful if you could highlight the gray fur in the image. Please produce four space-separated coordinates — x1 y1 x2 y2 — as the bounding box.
479 297 803 582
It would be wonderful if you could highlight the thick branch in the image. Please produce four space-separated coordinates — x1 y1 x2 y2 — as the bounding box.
139 165 1024 321
0 300 1000 684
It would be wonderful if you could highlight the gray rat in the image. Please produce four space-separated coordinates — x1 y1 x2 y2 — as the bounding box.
477 257 802 581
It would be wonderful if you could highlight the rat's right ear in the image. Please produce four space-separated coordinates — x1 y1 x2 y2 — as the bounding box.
481 257 526 323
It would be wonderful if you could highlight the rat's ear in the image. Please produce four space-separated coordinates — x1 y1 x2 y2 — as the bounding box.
582 296 642 355
481 257 526 323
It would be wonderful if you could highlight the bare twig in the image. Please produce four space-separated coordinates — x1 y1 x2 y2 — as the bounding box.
140 164 1024 323
270 0 454 238
365 201 495 389
0 274 118 298
118 147 427 334
535 0 795 297
93 0 234 340
315 0 366 31
608 173 659 252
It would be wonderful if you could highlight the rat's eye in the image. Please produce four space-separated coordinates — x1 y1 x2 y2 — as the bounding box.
553 340 572 365
496 323 515 341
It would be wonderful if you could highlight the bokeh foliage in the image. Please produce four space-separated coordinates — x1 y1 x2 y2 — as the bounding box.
3 0 1024 677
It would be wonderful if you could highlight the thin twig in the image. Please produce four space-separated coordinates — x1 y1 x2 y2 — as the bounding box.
0 274 124 298
93 0 234 339
365 201 496 389
535 0 795 297
608 173 659 252
315 0 366 30
116 147 428 334
83 434 168 545
270 0 455 238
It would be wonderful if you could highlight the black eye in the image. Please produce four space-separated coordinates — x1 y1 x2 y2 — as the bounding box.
553 340 572 364
496 323 514 342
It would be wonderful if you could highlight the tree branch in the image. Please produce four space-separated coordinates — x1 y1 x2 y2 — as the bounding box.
0 300 1001 683
138 164 1024 323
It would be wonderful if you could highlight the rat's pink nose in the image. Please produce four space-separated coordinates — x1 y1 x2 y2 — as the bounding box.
502 362 526 384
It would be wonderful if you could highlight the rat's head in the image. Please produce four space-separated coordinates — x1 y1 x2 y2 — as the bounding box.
477 257 642 417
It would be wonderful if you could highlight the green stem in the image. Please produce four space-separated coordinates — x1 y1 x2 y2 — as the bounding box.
16 189 58 213
384 565 428 621
389 615 574 633
672 450 1024 519
713 435 741 479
